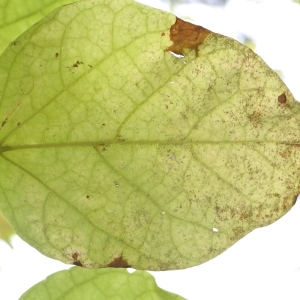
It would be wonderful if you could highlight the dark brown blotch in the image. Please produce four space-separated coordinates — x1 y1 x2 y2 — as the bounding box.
55 53 59 58
165 17 211 57
72 60 84 68
107 255 131 268
72 252 83 267
73 261 83 267
278 93 287 104
72 252 79 260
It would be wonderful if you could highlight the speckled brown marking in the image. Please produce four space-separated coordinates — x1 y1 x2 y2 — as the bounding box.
231 226 244 240
72 252 83 267
280 148 292 158
282 195 297 210
107 255 131 268
292 195 298 207
278 93 287 104
166 17 211 57
248 111 262 128
72 60 83 68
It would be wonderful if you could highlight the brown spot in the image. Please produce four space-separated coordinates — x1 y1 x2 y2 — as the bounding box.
161 32 165 36
72 252 79 260
107 255 131 268
73 261 83 267
278 93 287 104
166 17 211 57
17 122 21 126
1 119 7 127
55 53 59 57
86 195 90 199
72 252 83 267
72 60 84 68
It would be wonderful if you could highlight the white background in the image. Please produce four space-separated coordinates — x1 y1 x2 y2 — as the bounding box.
1 0 300 299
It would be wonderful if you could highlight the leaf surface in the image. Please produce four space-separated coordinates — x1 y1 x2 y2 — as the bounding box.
20 267 185 300
0 0 76 54
0 0 299 270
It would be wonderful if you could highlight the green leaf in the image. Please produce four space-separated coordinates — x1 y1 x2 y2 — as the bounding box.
20 267 185 299
0 211 14 245
0 0 76 54
0 0 299 270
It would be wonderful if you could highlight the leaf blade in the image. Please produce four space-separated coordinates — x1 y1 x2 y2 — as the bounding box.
0 0 298 270
20 267 186 300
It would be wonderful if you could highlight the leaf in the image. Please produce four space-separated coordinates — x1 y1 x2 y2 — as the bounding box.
0 211 14 245
20 267 185 299
0 0 76 54
0 0 299 270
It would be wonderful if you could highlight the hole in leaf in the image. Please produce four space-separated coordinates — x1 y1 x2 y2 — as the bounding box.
169 51 184 58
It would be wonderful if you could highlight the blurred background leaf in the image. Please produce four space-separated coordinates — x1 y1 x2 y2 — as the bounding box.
0 0 76 54
164 0 229 6
0 212 14 246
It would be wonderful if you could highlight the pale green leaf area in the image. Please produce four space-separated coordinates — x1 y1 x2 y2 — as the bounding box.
0 0 299 270
0 211 14 245
20 267 185 300
0 0 77 54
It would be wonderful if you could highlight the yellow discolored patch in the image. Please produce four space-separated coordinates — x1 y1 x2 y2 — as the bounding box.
166 17 211 57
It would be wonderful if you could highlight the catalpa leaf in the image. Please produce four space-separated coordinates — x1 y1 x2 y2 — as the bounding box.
20 267 185 300
0 0 77 54
0 0 298 270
